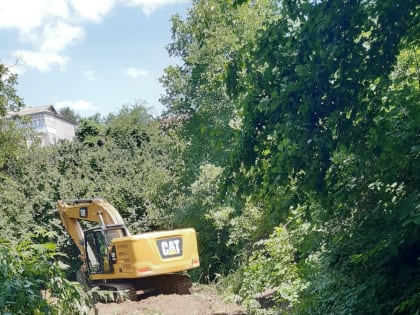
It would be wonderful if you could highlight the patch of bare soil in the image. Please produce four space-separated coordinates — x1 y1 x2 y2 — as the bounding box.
89 285 246 315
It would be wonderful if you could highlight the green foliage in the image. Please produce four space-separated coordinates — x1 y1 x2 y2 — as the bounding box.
223 0 419 313
58 106 81 124
0 174 34 239
0 236 92 315
0 119 29 170
161 0 278 178
238 226 306 314
174 164 236 280
0 64 23 116
76 118 103 146
163 0 419 314
160 0 282 281
0 64 28 170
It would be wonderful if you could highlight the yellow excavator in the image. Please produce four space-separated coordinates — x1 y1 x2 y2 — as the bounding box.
57 198 200 300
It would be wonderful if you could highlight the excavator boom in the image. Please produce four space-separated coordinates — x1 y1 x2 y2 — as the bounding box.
57 198 129 260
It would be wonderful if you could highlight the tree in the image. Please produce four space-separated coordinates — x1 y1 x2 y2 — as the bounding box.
161 0 280 277
224 0 419 313
0 63 23 116
0 63 27 170
58 106 81 124
0 63 37 244
161 0 278 178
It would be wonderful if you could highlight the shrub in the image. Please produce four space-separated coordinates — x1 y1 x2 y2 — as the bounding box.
0 238 92 315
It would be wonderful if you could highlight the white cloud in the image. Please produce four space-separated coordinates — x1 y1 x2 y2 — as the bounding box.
0 0 187 72
69 0 116 22
14 50 68 72
41 21 84 52
0 0 187 34
83 70 97 81
124 67 148 78
11 21 84 72
55 99 97 112
0 0 100 72
125 0 188 15
0 0 69 33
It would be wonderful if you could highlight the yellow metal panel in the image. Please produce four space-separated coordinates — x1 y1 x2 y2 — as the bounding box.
90 228 200 281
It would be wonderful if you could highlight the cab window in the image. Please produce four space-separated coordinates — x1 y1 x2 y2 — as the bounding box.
85 230 112 273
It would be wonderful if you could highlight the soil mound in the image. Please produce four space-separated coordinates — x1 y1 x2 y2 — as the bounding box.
90 285 246 315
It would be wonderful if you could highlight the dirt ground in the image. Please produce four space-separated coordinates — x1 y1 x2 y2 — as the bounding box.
89 285 246 315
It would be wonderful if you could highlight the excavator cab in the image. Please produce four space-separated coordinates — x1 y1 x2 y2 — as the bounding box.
84 225 127 274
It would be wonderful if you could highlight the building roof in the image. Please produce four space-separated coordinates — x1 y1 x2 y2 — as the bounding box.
16 105 58 116
9 105 75 125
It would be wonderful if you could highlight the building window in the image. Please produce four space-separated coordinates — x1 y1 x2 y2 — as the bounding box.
32 115 45 127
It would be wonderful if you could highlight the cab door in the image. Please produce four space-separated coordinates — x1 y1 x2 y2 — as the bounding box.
85 229 112 273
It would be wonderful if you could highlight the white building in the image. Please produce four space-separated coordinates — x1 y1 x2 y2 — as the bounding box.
11 105 76 146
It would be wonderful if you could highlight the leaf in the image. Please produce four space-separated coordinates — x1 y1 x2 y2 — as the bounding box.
413 217 420 225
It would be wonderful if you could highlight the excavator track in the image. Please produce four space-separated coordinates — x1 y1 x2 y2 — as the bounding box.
131 274 193 295
159 274 192 295
96 282 138 301
90 274 192 303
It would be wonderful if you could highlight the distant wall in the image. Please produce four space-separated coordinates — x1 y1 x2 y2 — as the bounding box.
30 112 75 145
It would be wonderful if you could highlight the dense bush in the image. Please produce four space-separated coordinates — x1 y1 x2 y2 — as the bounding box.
0 236 91 314
162 0 419 313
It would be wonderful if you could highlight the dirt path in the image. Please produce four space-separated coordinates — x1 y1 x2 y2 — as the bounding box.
89 285 246 315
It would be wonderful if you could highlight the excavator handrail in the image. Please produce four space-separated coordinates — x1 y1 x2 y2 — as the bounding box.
63 199 94 204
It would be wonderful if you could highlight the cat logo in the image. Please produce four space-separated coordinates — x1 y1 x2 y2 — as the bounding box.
157 237 183 258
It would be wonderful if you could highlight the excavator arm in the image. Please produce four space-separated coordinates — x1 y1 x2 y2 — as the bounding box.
57 198 130 261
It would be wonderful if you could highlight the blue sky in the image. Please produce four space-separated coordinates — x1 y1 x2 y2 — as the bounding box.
0 0 189 117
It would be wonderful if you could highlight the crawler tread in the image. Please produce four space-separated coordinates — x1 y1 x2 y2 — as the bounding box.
158 274 192 295
99 283 137 301
174 275 192 295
